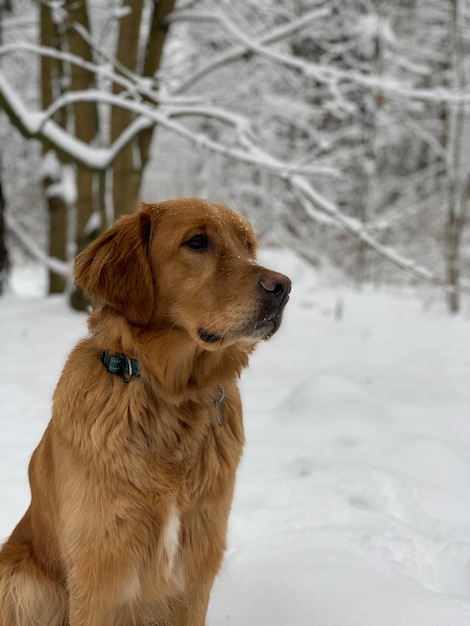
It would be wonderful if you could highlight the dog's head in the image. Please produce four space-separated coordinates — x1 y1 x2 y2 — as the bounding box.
75 198 290 350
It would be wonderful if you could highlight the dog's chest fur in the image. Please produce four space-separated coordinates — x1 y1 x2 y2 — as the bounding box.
52 338 245 520
48 344 245 608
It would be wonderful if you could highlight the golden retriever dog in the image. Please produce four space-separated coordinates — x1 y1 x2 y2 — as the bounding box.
0 198 291 626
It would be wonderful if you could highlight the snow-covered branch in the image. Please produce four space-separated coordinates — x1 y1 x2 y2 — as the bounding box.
3 20 470 108
39 89 251 136
5 213 71 277
183 5 470 106
0 73 117 169
0 68 459 289
0 74 337 177
0 42 198 107
290 176 450 288
2 2 468 303
174 5 331 93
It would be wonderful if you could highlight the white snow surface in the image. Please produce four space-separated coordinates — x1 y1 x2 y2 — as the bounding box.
1 250 470 625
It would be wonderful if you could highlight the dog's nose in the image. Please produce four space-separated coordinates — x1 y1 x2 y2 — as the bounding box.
258 272 291 300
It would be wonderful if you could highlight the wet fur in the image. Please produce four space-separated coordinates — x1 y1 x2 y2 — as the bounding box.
0 198 290 625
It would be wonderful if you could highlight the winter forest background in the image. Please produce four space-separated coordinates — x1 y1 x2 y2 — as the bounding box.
0 0 469 311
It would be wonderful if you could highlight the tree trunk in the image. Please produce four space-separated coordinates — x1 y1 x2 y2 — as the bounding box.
64 0 99 310
0 169 6 294
110 1 145 219
65 0 98 253
0 0 10 294
446 210 462 313
41 2 68 294
38 0 177 303
46 182 68 294
110 0 177 219
138 0 177 173
445 0 466 313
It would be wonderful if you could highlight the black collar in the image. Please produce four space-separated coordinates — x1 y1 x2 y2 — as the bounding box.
101 351 140 382
100 351 226 425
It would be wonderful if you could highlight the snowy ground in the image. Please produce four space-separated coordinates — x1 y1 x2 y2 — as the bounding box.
1 251 470 625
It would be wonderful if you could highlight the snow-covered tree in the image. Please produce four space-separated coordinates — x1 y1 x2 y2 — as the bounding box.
1 0 469 311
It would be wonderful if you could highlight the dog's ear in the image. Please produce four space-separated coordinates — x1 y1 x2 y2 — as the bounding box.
74 210 154 326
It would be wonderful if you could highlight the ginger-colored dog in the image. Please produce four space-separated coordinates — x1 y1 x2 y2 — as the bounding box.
0 198 290 625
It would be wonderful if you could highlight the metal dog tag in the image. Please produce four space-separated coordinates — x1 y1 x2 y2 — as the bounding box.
212 385 225 426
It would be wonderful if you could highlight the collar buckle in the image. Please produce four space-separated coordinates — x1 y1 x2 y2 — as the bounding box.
101 351 140 383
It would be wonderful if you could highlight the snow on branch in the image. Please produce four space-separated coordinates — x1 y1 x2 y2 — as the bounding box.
173 5 332 93
0 42 199 107
0 73 122 169
289 175 470 293
5 213 71 277
195 6 470 106
0 70 459 290
181 113 468 291
159 113 339 178
1 10 467 293
0 73 337 177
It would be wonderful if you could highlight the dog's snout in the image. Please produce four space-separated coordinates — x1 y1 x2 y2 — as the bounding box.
258 272 291 299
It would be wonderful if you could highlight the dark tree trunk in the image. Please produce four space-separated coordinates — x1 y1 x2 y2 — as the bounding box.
0 0 12 294
40 1 68 294
0 169 7 294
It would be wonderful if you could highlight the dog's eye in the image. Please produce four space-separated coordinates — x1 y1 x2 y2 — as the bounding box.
185 234 209 250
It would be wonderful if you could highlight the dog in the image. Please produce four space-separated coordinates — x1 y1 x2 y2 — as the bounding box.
0 198 290 625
